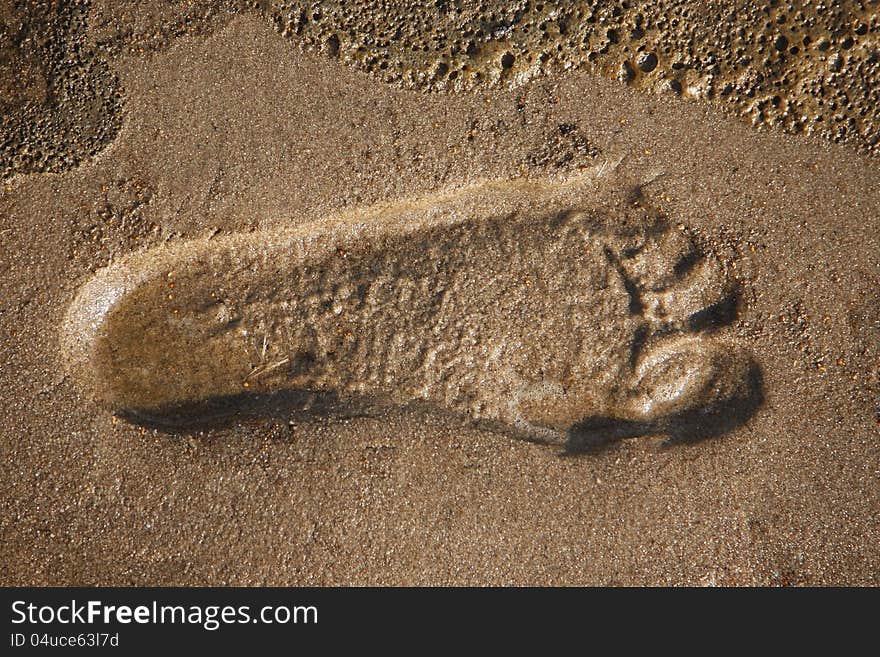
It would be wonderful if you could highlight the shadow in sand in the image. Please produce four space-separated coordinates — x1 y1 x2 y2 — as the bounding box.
116 388 384 433
119 361 764 452
563 360 764 454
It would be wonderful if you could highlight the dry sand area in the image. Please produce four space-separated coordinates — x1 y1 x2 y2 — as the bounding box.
1 2 879 585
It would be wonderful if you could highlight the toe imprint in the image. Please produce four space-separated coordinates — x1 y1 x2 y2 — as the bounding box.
62 168 761 446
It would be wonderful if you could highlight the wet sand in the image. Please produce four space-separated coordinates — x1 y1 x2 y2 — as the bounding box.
1 12 878 585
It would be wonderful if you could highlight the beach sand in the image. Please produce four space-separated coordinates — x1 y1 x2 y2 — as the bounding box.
1 6 878 585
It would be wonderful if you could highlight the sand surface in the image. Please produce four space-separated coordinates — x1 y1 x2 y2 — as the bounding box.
1 9 879 585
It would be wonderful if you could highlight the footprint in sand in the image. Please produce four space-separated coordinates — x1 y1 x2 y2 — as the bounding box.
62 167 761 450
